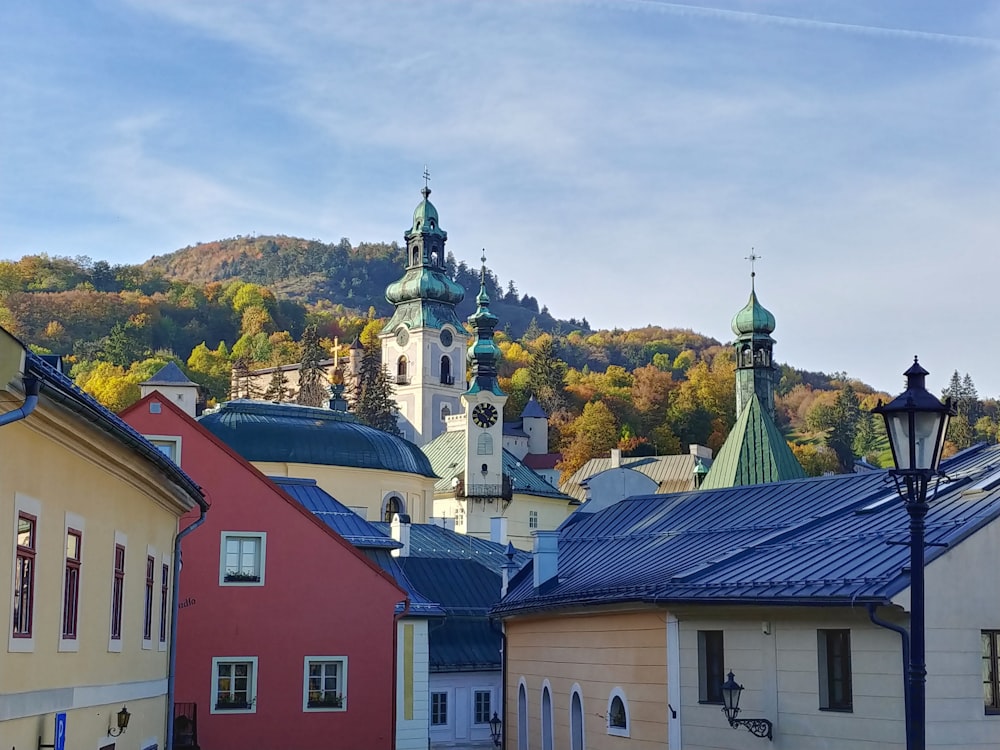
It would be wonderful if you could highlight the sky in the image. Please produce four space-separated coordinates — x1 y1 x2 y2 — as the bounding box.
2 0 999 397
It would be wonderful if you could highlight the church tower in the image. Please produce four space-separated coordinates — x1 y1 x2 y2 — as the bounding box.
381 182 469 445
461 255 508 497
732 262 778 418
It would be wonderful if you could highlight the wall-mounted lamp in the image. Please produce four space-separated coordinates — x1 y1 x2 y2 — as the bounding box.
721 672 772 740
489 711 502 747
108 705 131 737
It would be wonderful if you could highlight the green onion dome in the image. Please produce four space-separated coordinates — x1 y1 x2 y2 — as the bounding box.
385 267 465 307
731 290 776 336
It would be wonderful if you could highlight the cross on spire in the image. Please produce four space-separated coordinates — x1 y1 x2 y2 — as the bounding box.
423 165 431 189
745 249 762 290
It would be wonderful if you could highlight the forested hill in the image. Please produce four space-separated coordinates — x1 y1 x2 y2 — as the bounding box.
142 235 586 339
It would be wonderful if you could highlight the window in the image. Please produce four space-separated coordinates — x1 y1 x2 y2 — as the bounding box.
304 657 347 710
478 433 493 455
160 563 169 646
13 513 37 638
220 532 265 585
698 630 725 703
529 510 539 529
541 682 554 750
397 356 408 384
517 680 528 750
212 657 257 713
474 690 492 724
110 543 126 642
441 404 451 421
818 629 853 711
431 691 448 726
383 495 404 523
570 686 585 750
62 529 82 639
440 356 453 384
983 630 1000 714
607 688 629 737
142 555 155 644
147 435 182 463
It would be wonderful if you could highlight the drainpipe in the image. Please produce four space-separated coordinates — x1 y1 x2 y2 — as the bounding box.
0 374 40 427
867 603 910 733
165 502 210 750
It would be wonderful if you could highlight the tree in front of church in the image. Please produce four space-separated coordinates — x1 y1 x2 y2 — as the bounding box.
297 324 328 407
350 346 401 436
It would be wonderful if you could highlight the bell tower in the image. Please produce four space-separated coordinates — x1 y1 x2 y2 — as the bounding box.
381 177 469 446
731 254 778 418
461 254 507 496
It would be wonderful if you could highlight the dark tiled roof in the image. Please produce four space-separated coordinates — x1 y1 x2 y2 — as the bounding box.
272 477 399 549
521 396 547 418
700 393 805 489
423 430 571 500
371 522 531 574
23 352 205 506
141 362 196 386
497 443 1000 615
198 400 436 477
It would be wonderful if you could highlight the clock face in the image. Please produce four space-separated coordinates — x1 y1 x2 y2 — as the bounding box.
472 403 499 428
395 327 409 347
439 328 453 348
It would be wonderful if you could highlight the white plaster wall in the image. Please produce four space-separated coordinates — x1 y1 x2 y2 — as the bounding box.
580 468 658 513
397 619 431 750
428 670 502 746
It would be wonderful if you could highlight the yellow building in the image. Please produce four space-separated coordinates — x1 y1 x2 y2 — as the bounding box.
0 328 207 750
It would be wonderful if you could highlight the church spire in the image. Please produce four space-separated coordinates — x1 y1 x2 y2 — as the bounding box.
732 254 777 418
466 252 503 397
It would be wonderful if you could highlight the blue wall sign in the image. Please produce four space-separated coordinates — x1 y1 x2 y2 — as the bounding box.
54 712 67 750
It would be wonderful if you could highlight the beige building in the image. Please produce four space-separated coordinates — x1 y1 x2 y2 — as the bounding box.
0 327 207 750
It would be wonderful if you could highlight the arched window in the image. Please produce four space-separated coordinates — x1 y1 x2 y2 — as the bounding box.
430 250 439 265
412 247 420 265
441 404 451 421
570 685 585 750
607 687 629 737
383 495 404 523
397 356 408 384
541 682 554 750
440 355 452 384
478 433 493 455
517 680 529 750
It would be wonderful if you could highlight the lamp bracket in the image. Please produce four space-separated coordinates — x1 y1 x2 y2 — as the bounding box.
728 716 773 740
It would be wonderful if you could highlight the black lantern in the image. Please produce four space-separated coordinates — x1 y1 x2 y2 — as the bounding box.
719 671 772 740
871 358 955 750
873 358 953 474
489 711 502 747
108 705 131 736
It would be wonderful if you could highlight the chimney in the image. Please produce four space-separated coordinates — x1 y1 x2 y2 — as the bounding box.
390 513 411 557
689 444 713 460
532 530 559 589
610 448 621 469
490 517 508 545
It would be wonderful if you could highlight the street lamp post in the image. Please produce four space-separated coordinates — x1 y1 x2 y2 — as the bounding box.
872 357 954 750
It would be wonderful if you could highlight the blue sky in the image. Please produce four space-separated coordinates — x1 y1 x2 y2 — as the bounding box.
2 1 998 397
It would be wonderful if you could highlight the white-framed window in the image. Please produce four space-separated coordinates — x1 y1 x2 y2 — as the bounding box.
517 678 528 750
212 657 258 713
607 687 630 737
477 433 493 455
528 510 539 529
60 519 83 650
431 691 448 726
11 493 42 653
570 683 585 750
474 689 492 725
219 532 266 586
541 680 554 750
158 555 170 651
303 656 348 711
109 530 127 652
146 434 182 464
142 546 156 649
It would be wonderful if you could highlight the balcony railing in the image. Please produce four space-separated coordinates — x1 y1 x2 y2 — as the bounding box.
440 374 455 385
462 475 514 501
395 375 411 385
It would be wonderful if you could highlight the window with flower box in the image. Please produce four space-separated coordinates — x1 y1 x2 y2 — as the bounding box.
304 657 348 711
220 532 265 585
212 657 258 713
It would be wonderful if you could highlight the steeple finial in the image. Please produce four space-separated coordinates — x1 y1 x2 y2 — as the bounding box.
422 165 431 199
745 249 761 291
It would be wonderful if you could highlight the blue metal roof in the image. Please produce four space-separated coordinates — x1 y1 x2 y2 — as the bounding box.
271 477 400 550
142 361 197 385
363 549 446 617
198 399 436 477
370 521 531 575
497 443 1000 615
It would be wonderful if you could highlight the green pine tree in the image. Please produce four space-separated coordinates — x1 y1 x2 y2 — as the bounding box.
297 325 327 407
350 347 401 435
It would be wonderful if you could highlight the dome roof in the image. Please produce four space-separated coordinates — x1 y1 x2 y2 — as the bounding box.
385 267 465 307
198 400 436 477
406 187 447 239
731 290 776 336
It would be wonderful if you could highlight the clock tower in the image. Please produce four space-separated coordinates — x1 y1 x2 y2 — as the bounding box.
461 255 507 497
381 182 469 445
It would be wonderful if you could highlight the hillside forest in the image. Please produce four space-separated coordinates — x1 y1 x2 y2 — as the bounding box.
1 236 997 481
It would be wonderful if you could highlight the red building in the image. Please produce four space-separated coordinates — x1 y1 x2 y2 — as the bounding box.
122 393 405 750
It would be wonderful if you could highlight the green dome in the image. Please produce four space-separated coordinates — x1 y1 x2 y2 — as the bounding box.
198 400 436 477
731 290 776 336
385 267 465 307
406 187 447 239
